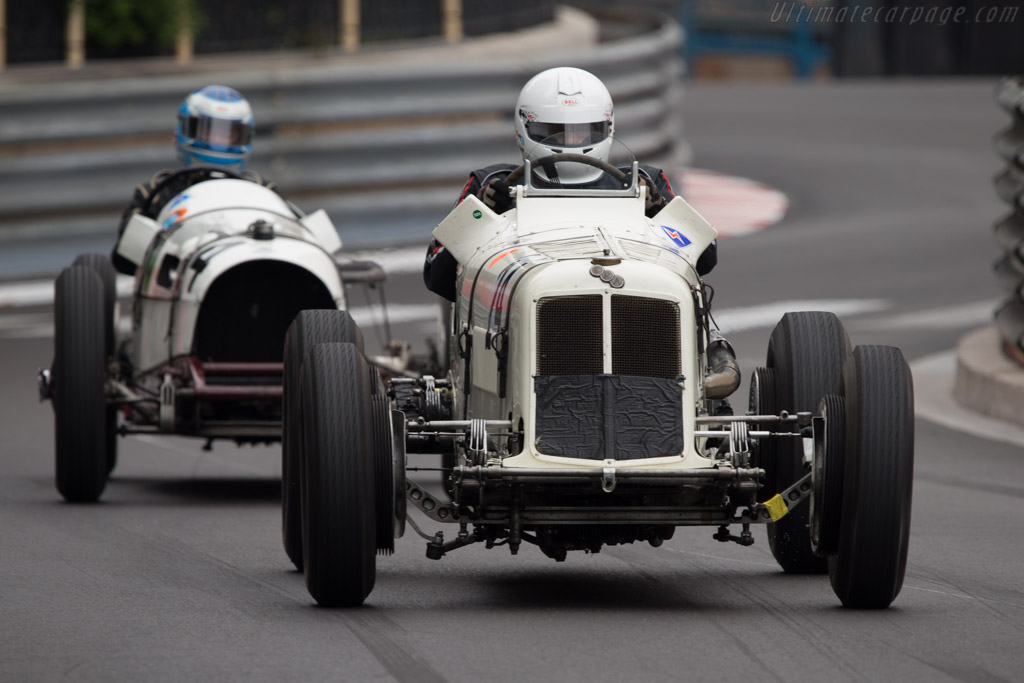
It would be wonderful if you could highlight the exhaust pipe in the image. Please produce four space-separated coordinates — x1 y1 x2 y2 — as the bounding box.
704 332 741 400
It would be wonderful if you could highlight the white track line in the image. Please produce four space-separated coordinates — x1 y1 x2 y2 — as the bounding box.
714 299 889 334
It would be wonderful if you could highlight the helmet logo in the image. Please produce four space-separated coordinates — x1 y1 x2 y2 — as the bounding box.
519 107 536 120
561 98 581 106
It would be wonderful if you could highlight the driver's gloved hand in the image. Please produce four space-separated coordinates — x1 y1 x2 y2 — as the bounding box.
642 176 668 217
479 179 513 214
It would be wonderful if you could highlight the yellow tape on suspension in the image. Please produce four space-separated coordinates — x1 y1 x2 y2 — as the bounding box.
764 494 789 522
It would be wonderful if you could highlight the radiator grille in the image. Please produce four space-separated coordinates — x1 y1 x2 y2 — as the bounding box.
536 295 603 375
611 295 680 378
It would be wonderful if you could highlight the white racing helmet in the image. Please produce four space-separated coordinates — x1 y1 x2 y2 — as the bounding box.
514 67 614 184
175 85 254 173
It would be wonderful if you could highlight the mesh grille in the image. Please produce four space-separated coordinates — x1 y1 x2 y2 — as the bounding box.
536 296 603 375
611 296 680 378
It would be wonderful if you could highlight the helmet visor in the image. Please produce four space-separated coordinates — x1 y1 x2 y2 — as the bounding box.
181 115 253 147
525 120 610 148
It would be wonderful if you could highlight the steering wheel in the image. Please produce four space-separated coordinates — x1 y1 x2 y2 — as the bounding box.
502 153 629 186
140 167 244 217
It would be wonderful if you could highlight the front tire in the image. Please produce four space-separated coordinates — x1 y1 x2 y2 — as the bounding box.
764 312 850 573
300 342 377 606
829 345 914 609
53 266 110 502
282 310 363 570
71 253 118 474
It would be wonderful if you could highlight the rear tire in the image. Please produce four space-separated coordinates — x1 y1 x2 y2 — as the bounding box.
765 312 850 573
53 266 110 503
829 345 914 609
71 254 119 474
300 342 376 606
282 310 363 570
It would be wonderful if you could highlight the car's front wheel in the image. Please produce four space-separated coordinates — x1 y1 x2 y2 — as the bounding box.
300 342 377 606
53 266 110 502
71 253 118 474
828 345 914 608
282 309 363 571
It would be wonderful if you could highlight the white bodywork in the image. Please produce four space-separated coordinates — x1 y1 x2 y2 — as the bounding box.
433 183 718 471
117 178 346 373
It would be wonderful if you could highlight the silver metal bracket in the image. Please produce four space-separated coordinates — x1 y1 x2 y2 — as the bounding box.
406 479 458 523
601 467 617 493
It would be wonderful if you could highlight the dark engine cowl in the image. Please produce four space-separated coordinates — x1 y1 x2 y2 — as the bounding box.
193 260 336 363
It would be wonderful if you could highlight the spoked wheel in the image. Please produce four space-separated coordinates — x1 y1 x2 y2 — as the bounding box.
747 366 776 496
53 266 110 502
829 345 914 609
810 394 845 557
369 368 401 553
763 312 851 573
282 310 364 570
71 254 119 474
300 342 377 606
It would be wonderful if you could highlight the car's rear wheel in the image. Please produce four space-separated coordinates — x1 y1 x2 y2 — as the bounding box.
829 345 914 609
71 254 119 474
53 266 110 502
764 311 850 574
300 342 377 606
282 310 363 570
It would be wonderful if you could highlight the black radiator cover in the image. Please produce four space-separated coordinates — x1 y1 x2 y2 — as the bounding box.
534 374 683 460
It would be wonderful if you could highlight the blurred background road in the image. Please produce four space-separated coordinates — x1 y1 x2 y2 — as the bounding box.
2 2 1024 681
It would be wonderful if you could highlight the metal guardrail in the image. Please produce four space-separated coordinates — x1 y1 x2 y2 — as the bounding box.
994 76 1024 364
0 9 687 251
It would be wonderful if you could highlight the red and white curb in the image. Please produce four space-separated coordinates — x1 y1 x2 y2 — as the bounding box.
674 168 789 239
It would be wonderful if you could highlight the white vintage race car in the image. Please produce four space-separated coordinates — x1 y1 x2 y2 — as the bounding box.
287 155 914 610
41 170 383 504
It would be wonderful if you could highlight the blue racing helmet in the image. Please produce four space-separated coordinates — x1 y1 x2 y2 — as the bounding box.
175 85 254 173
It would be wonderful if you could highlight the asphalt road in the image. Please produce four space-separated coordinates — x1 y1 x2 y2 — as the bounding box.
3 81 1023 682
